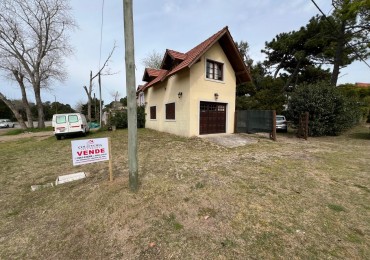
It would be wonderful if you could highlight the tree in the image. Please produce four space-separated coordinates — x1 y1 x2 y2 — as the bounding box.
80 98 103 121
235 61 286 113
235 41 253 66
287 81 361 136
120 96 127 106
328 0 370 85
262 2 370 87
0 62 35 128
83 44 117 122
0 0 75 128
141 50 163 69
0 93 27 129
262 16 333 89
0 99 13 119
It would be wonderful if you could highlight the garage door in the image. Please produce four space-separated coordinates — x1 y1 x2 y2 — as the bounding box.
199 102 227 135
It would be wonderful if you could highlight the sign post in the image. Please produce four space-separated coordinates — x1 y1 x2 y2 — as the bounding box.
71 137 113 181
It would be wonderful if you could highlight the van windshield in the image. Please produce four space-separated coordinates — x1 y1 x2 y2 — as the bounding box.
68 115 78 123
56 116 66 124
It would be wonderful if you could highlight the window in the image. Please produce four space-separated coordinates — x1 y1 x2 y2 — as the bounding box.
139 92 145 106
165 102 175 120
68 115 79 123
150 106 156 119
206 60 223 81
56 115 66 124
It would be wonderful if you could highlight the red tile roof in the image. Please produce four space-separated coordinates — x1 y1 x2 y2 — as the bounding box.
142 26 251 91
355 82 370 88
142 68 167 82
167 49 186 60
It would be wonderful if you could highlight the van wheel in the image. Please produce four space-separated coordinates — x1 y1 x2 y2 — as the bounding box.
56 135 61 140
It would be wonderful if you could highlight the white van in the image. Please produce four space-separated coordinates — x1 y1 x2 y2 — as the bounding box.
52 113 90 140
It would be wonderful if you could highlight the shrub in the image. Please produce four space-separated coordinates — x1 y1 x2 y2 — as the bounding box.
137 105 146 128
110 111 127 129
287 81 362 136
109 106 146 129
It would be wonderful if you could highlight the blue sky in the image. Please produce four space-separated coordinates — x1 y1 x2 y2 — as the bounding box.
2 0 369 107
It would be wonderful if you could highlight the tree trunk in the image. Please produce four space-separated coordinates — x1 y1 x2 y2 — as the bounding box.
0 92 27 129
284 59 302 91
12 71 34 128
34 86 45 128
83 70 93 121
331 21 346 86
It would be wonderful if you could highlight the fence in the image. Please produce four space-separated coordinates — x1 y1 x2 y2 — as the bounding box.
235 110 276 140
297 112 309 140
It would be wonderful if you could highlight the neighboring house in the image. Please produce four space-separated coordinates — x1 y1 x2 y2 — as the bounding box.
355 82 370 88
138 26 251 137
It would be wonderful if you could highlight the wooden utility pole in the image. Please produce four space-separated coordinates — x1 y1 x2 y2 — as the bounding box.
123 0 138 191
98 72 102 127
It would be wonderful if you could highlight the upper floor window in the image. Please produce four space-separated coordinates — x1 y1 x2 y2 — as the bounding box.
139 92 145 106
206 60 223 81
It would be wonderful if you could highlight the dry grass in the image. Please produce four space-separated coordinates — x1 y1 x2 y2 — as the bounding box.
0 126 369 259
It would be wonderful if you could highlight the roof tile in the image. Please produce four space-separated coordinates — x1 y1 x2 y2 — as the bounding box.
142 26 251 91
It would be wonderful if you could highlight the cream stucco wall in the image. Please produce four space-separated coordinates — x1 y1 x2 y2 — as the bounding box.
188 42 236 136
145 69 191 136
144 42 236 137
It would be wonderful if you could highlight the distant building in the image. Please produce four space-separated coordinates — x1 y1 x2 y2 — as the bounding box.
355 82 370 88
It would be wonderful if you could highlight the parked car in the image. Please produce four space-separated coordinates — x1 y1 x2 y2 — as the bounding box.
52 113 90 140
0 119 15 128
276 115 288 132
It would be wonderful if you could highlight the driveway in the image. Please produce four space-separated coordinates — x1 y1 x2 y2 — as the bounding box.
199 133 259 148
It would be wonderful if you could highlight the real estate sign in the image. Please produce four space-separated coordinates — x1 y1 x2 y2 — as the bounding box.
71 138 110 166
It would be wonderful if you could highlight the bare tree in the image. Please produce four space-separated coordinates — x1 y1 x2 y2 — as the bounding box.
0 92 27 129
109 90 121 109
141 50 163 69
0 0 75 128
0 59 34 128
83 44 117 121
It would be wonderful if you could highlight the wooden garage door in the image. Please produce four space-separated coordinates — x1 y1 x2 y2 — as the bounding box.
199 102 227 135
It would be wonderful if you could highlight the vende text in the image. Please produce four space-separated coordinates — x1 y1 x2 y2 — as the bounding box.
77 148 105 156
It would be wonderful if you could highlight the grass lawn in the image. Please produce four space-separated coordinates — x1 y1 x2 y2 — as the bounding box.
0 126 369 259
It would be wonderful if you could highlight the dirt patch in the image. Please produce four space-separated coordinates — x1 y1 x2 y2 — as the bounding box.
200 133 259 147
0 131 53 142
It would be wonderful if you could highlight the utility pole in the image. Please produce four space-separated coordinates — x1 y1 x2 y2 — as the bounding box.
123 0 138 191
53 95 57 114
99 73 102 126
94 93 97 120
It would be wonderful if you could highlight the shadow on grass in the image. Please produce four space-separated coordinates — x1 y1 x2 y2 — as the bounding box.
2 126 53 136
348 132 370 140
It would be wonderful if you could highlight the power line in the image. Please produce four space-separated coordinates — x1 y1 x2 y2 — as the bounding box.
310 0 370 69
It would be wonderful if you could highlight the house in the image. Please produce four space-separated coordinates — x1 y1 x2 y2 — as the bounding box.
138 26 251 137
355 82 370 88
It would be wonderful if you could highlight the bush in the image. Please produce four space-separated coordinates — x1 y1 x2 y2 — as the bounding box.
137 106 146 128
110 111 127 129
109 106 146 129
287 81 362 136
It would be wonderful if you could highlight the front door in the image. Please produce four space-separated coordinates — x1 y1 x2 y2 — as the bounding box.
199 102 227 135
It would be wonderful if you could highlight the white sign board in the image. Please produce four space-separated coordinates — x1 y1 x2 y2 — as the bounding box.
71 138 109 166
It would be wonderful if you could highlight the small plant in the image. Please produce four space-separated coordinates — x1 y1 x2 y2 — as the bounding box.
198 207 217 218
163 213 183 231
195 182 205 189
328 203 346 212
221 238 236 247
